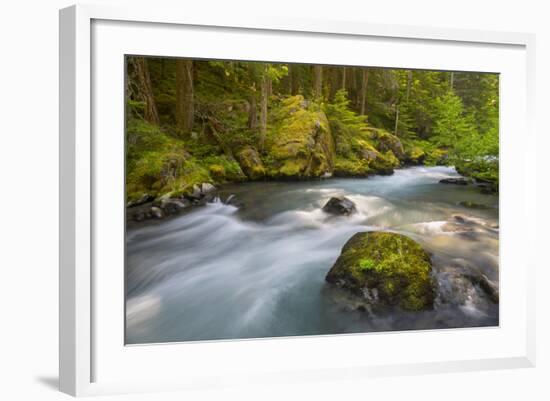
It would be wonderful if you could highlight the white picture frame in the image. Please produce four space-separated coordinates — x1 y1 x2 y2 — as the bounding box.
59 3 536 397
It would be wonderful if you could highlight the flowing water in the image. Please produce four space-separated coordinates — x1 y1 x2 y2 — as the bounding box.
126 166 499 344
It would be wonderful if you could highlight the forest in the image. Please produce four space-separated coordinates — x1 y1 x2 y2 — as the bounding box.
125 57 499 205
125 57 500 342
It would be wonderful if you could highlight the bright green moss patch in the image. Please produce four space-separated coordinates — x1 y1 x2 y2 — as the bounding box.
358 258 376 271
326 231 435 311
333 157 370 177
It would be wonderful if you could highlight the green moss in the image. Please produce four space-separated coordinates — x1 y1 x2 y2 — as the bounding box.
126 116 217 201
203 155 246 183
208 164 225 179
368 128 405 160
236 146 266 180
279 159 307 177
359 258 376 271
455 158 499 192
333 157 370 177
265 95 334 178
326 231 434 311
405 146 426 164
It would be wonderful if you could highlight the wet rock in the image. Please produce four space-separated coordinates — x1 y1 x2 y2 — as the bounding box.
201 183 216 194
224 194 243 208
150 206 164 219
458 201 491 210
127 193 154 208
435 262 499 306
189 185 202 199
370 130 405 160
326 231 435 311
132 210 149 222
160 198 190 215
469 274 499 303
322 196 357 216
476 182 497 194
436 271 477 306
439 177 469 185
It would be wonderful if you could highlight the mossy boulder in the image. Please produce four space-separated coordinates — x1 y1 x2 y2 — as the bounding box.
368 129 405 161
425 148 448 166
326 231 435 311
236 146 266 180
332 139 398 177
125 118 213 202
405 146 426 165
266 96 334 178
333 157 370 177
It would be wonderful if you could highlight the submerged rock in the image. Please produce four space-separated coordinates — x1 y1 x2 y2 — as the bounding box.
436 266 499 306
322 196 357 216
439 177 469 185
326 231 434 311
224 194 243 208
469 273 499 303
458 201 491 210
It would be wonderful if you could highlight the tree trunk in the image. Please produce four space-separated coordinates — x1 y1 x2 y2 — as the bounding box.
360 68 370 115
131 57 160 125
248 83 258 130
394 105 400 137
342 67 346 91
313 65 323 99
450 71 455 90
290 64 300 95
175 59 194 137
259 71 268 152
406 70 413 101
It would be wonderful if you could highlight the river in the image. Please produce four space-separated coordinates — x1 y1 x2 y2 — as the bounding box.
125 166 499 344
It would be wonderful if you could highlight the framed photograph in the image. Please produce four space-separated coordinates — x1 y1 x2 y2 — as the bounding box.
59 4 536 397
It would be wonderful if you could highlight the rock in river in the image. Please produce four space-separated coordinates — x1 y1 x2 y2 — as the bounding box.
322 196 357 216
439 177 469 185
325 231 435 311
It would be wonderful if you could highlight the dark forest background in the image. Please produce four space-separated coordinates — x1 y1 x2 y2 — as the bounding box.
126 57 498 202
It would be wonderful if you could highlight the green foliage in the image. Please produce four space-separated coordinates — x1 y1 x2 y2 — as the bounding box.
125 115 214 201
126 55 499 192
431 92 476 148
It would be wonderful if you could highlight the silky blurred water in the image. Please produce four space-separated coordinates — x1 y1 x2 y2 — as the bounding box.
125 166 499 344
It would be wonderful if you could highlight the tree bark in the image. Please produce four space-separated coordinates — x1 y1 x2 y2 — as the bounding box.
406 70 413 101
131 57 159 125
259 70 268 152
175 59 194 137
394 105 400 137
248 83 258 130
342 67 346 91
313 65 323 100
360 68 370 115
290 64 300 95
